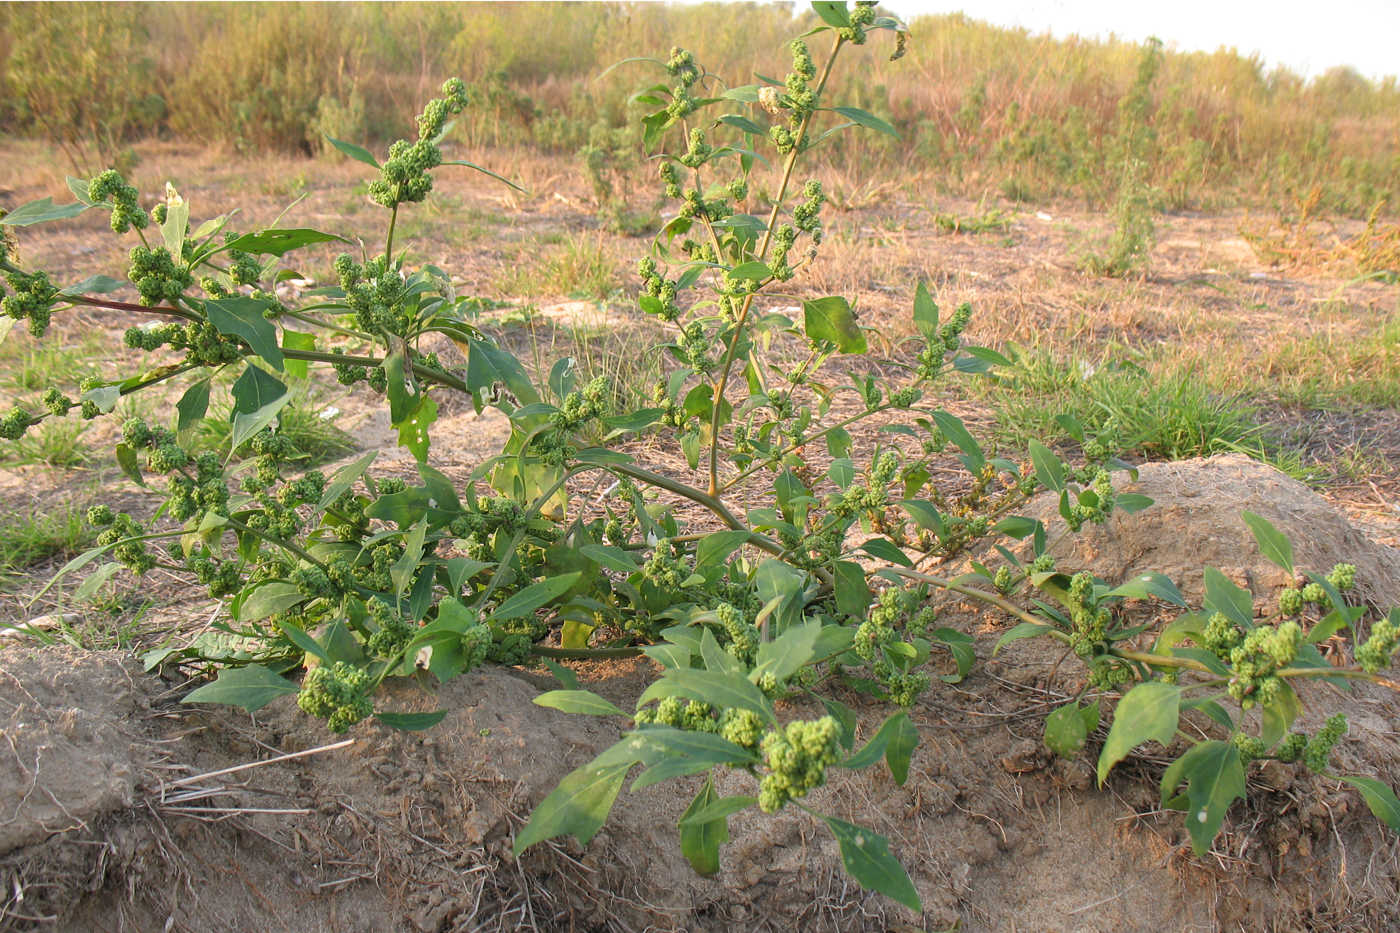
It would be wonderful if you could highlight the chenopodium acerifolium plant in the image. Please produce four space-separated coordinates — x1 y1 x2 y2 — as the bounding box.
3 0 1400 913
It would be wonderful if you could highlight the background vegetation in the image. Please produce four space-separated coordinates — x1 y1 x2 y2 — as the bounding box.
1 2 1398 216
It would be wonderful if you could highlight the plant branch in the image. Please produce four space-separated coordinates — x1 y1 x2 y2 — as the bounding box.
705 32 846 497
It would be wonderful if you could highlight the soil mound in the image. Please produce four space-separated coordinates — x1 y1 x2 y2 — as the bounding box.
1029 453 1400 607
2 455 1399 932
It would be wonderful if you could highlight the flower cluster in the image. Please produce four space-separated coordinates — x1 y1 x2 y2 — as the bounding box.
297 662 374 733
758 716 841 812
88 169 148 234
1 267 59 336
369 78 470 209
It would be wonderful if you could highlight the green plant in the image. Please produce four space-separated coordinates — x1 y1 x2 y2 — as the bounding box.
3 3 1400 913
1081 38 1161 277
0 504 98 584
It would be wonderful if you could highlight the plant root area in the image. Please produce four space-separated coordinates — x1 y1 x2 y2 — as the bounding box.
1 457 1398 932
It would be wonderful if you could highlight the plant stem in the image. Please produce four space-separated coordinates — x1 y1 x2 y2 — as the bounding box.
531 645 643 660
385 203 399 259
705 32 845 497
65 293 201 322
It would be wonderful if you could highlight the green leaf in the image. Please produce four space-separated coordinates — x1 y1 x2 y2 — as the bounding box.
899 499 945 537
730 260 771 282
533 689 625 717
579 544 639 574
318 451 376 510
931 410 985 473
1241 511 1294 575
1104 572 1187 607
1159 741 1245 855
821 816 921 912
695 529 753 569
677 793 757 827
1044 701 1099 758
224 228 349 256
175 378 211 432
930 627 975 683
230 362 288 414
841 711 918 785
160 190 189 258
993 621 1055 655
206 297 283 370
0 196 88 226
803 296 866 353
811 1 851 27
752 618 824 684
832 106 900 139
834 559 873 618
542 659 580 689
236 581 306 622
1028 440 1066 492
279 622 331 663
1203 568 1254 629
1097 682 1181 785
1340 776 1400 832
1115 492 1154 513
993 516 1038 539
324 135 380 168
115 442 145 486
281 329 316 379
718 113 767 135
820 696 859 750
440 159 526 192
859 537 913 568
912 281 939 341
60 275 125 297
512 757 632 856
1259 679 1300 747
375 710 448 731
181 664 299 712
678 776 727 876
639 669 775 724
490 572 582 620
72 562 121 603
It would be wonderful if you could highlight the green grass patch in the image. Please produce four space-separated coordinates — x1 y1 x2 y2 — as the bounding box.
193 388 356 465
977 347 1309 475
0 504 98 582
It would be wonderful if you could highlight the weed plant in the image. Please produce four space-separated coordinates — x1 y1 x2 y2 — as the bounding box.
3 3 1400 913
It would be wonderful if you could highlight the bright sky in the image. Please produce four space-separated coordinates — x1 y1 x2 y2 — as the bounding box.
883 0 1400 81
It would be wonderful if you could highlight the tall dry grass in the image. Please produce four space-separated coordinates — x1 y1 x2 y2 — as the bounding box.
1 2 1397 214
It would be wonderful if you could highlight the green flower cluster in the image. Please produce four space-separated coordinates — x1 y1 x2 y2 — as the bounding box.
1357 615 1399 674
769 41 818 155
88 504 156 575
664 47 701 121
127 245 193 306
297 661 374 733
638 256 681 323
1304 713 1347 773
123 319 243 367
715 601 759 665
0 406 39 441
88 169 148 234
837 1 878 44
1067 572 1110 659
1064 468 1116 531
1217 620 1302 710
642 541 693 591
369 78 470 209
334 254 412 338
853 586 934 706
1 267 59 336
758 716 841 812
166 452 229 522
